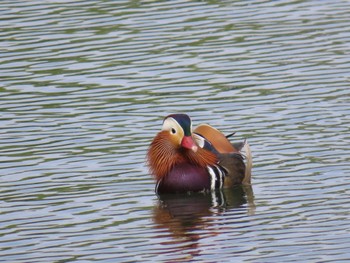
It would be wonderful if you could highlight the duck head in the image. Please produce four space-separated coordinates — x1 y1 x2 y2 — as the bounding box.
147 114 217 181
161 114 198 152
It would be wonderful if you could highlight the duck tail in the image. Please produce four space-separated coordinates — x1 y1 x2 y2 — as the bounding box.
242 140 252 185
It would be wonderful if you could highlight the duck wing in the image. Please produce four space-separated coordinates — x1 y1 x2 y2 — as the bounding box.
194 124 252 186
194 124 238 154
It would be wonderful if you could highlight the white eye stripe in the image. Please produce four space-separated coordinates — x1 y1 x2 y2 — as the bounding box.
162 117 185 144
162 117 180 131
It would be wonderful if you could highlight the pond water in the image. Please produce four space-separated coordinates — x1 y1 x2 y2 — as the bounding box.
1 1 350 262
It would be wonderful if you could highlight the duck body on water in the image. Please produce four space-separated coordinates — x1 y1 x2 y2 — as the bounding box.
147 114 252 194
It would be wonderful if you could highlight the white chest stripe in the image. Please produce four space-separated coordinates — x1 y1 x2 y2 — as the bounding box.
207 166 217 190
215 165 224 188
208 165 226 190
155 178 162 193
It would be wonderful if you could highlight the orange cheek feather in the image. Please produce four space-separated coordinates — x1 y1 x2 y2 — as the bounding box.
147 131 180 180
147 131 218 181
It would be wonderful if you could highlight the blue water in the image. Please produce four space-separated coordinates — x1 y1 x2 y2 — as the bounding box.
1 1 350 262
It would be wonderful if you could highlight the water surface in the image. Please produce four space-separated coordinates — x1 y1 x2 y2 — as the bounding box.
1 1 350 262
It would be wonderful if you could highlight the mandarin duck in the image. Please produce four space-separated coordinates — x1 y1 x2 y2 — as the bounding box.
147 114 252 194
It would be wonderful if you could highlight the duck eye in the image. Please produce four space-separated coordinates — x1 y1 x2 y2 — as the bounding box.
171 128 176 134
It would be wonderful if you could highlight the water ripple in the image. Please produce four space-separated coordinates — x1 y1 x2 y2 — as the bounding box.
1 0 350 262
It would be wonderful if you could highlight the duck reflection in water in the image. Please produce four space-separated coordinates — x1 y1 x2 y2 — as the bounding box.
148 114 254 260
153 185 255 259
